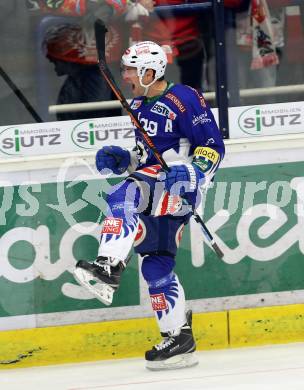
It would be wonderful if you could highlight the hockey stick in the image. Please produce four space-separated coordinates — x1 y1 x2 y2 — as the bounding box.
0 66 43 123
94 20 224 259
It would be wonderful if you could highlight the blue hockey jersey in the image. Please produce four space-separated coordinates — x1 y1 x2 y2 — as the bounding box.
130 83 225 169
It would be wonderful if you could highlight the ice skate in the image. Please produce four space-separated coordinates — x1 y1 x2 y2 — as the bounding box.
145 310 198 370
73 256 127 306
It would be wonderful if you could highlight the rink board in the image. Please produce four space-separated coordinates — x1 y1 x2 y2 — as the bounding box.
230 303 304 347
1 304 304 369
0 311 228 369
1 136 304 327
1 134 304 368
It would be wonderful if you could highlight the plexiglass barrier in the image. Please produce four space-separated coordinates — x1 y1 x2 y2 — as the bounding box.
0 0 303 139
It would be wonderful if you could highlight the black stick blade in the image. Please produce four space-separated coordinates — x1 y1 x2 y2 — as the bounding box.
94 19 108 62
212 243 224 259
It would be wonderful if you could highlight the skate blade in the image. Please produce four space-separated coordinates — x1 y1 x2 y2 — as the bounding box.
146 352 199 371
73 267 114 306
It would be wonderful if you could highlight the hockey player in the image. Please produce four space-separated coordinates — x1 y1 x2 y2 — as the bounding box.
74 41 225 370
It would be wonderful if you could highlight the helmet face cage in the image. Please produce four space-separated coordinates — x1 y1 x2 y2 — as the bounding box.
121 41 167 82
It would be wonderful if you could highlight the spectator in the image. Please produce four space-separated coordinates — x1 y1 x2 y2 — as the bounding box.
32 0 128 120
43 23 117 120
126 0 206 90
235 0 281 93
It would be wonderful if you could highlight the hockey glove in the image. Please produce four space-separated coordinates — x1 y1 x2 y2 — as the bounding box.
96 146 130 175
160 164 205 197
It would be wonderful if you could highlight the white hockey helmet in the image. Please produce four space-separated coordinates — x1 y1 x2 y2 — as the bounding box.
121 41 167 89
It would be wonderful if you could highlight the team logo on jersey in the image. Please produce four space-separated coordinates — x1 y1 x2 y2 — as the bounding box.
151 102 177 120
165 93 186 113
134 219 146 246
194 146 219 163
130 99 142 110
192 112 212 126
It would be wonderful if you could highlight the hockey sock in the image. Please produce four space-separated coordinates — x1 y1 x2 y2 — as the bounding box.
148 273 186 333
98 180 140 260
